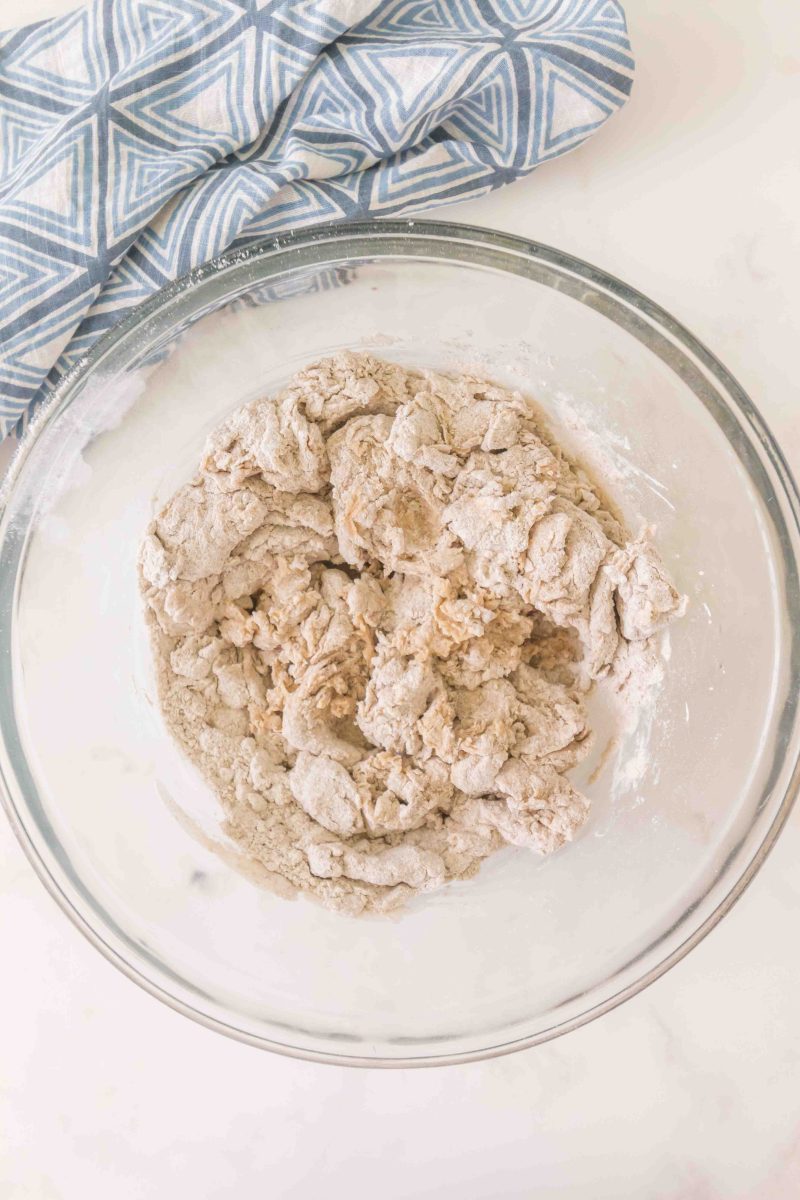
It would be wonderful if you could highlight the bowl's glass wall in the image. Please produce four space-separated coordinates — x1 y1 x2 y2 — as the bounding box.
1 226 798 1064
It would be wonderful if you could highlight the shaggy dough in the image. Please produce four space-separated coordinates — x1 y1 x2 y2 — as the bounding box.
140 353 686 914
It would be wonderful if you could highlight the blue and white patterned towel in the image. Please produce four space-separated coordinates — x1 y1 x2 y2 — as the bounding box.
0 0 633 439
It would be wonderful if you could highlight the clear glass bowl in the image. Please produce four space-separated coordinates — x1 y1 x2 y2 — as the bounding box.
1 220 799 1067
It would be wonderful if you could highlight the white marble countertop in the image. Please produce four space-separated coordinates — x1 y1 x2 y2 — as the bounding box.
2 2 800 1197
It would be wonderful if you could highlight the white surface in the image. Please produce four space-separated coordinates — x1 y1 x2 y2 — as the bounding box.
1 1 799 1196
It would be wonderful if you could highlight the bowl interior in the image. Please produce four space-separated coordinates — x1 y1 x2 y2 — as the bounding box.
2 224 798 1064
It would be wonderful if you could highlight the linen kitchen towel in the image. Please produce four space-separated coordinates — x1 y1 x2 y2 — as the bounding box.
0 0 634 437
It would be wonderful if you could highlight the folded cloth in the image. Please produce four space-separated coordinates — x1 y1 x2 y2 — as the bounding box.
0 0 634 439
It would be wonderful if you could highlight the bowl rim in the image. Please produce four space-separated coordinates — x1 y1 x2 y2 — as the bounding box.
2 217 799 1068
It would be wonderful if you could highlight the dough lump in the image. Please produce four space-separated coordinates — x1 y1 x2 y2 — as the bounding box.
140 353 686 914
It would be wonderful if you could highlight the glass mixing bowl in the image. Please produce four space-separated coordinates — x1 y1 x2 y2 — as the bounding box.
1 221 799 1067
